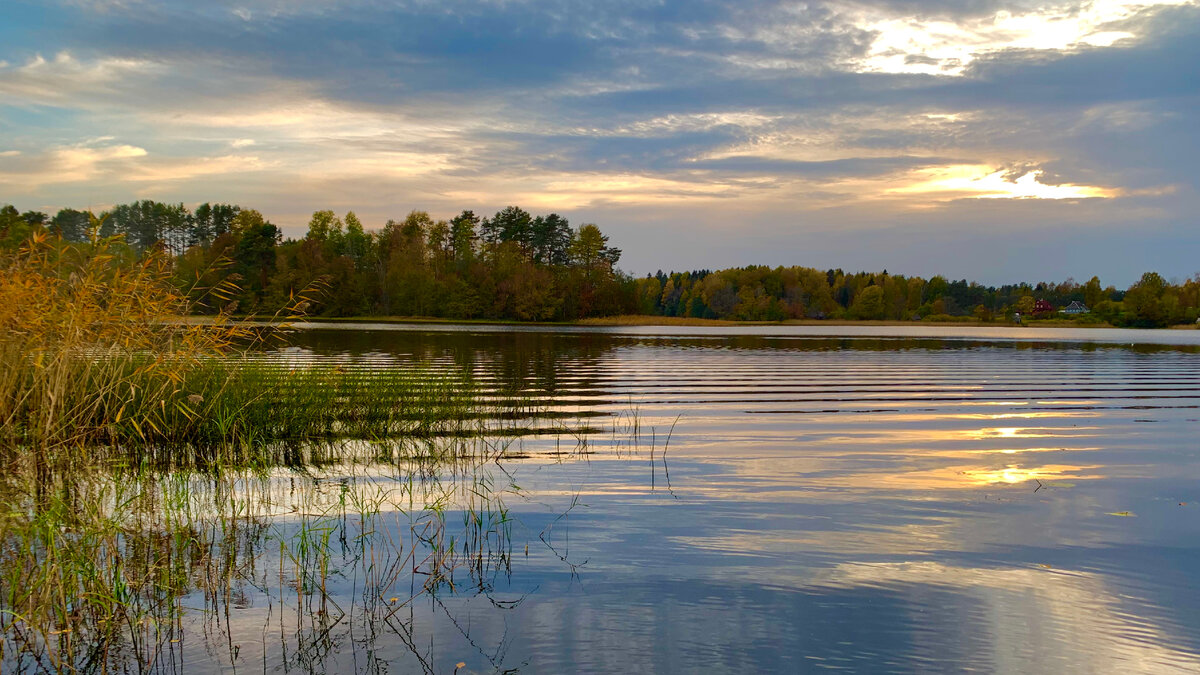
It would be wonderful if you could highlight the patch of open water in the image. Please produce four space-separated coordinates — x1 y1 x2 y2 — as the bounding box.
190 325 1198 674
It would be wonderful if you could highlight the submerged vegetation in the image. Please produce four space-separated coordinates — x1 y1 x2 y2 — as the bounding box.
0 450 526 673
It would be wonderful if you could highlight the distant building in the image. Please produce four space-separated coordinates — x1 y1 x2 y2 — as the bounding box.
1061 301 1090 315
1033 299 1054 315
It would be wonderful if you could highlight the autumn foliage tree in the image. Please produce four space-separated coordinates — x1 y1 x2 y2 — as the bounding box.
2 201 1198 326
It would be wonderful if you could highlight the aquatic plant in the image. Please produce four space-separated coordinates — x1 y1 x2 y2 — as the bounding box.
0 231 613 672
0 232 499 466
0 447 525 673
0 231 250 453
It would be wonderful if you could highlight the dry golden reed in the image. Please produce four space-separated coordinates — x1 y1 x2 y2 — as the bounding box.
0 229 489 466
0 230 247 452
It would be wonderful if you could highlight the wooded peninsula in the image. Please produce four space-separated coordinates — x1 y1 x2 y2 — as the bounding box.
3 201 1197 328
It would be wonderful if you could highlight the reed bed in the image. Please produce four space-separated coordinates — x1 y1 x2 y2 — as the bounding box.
0 232 602 672
0 231 245 453
89 358 485 466
0 233 495 468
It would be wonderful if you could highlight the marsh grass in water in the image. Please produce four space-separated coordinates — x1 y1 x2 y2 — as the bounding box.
0 230 254 453
0 231 632 672
0 232 508 466
0 445 527 673
107 358 486 462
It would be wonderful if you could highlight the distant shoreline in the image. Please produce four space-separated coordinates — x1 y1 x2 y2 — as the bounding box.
278 314 1197 329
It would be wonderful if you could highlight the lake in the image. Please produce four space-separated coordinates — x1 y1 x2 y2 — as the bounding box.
30 324 1200 673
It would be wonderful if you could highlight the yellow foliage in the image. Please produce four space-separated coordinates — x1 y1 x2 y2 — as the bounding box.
0 231 246 451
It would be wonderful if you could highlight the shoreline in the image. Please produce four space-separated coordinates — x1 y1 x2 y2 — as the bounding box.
279 314 1156 329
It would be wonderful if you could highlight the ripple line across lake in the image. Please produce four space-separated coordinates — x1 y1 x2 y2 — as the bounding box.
21 324 1192 673
246 325 1200 673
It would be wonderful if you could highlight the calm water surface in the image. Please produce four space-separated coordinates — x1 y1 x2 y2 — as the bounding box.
201 325 1200 672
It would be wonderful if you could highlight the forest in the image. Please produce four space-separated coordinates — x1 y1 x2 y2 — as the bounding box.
2 201 1198 327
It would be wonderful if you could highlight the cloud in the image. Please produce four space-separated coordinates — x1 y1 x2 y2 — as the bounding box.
0 0 1196 284
890 166 1120 200
123 154 267 183
0 140 146 187
0 139 268 191
848 0 1192 76
0 51 160 104
684 155 963 178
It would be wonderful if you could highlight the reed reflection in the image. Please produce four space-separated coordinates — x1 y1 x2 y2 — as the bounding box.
0 437 589 674
7 326 1198 672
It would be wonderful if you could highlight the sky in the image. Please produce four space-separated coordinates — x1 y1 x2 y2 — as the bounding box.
0 0 1197 285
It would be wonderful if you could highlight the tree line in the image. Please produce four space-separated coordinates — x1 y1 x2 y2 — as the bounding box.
2 202 1197 327
631 267 1199 327
0 202 630 321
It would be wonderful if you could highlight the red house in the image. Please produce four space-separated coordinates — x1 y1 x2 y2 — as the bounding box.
1033 299 1054 316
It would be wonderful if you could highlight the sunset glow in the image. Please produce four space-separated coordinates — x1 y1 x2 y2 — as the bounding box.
0 0 1195 282
893 166 1118 201
855 1 1194 75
